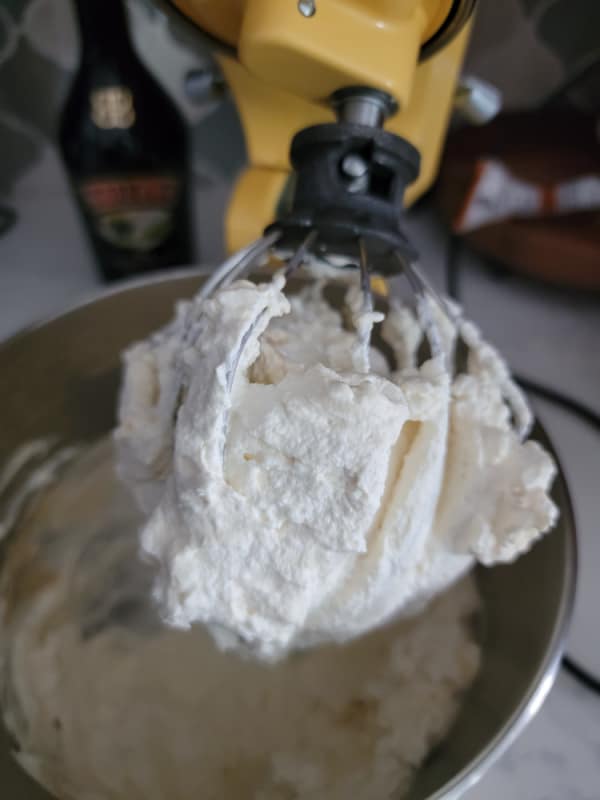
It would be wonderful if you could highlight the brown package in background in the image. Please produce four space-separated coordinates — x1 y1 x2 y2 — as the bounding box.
435 110 600 289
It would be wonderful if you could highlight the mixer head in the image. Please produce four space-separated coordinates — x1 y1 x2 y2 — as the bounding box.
167 0 477 253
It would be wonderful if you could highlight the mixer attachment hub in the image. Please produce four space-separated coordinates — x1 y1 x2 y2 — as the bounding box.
266 120 420 272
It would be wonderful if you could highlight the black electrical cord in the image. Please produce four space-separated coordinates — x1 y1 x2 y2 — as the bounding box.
562 655 600 695
445 235 600 696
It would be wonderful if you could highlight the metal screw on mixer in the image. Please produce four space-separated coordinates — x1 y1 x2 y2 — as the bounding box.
341 154 369 193
297 0 316 17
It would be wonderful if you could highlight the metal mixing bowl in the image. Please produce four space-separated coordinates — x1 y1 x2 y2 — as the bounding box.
0 271 576 799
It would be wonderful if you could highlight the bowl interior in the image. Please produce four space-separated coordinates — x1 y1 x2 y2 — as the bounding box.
0 272 575 799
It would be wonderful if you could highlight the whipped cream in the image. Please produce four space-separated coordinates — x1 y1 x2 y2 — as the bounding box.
0 437 481 800
115 272 558 660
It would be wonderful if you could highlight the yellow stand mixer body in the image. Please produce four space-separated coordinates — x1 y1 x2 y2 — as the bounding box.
171 0 475 251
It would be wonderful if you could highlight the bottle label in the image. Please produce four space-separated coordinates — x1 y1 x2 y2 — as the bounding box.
90 87 136 130
78 175 181 252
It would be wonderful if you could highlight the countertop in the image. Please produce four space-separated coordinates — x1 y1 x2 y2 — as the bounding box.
1 145 600 800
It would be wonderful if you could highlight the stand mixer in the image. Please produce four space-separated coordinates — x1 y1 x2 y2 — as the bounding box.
0 7 579 798
169 0 478 259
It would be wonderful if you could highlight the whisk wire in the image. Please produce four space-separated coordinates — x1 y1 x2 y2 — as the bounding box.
200 230 281 300
358 238 373 315
398 254 443 360
351 237 384 374
285 230 319 278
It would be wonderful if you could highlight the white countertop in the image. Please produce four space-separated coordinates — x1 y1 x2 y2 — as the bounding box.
2 145 600 800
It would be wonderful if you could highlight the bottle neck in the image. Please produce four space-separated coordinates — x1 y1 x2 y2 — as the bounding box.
73 0 134 63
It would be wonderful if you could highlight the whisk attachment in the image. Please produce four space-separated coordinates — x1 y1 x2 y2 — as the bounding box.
197 83 532 438
196 230 531 439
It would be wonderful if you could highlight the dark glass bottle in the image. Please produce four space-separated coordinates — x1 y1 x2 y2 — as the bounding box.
59 0 192 282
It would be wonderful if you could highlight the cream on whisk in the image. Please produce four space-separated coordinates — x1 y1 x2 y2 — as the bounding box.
115 273 557 661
